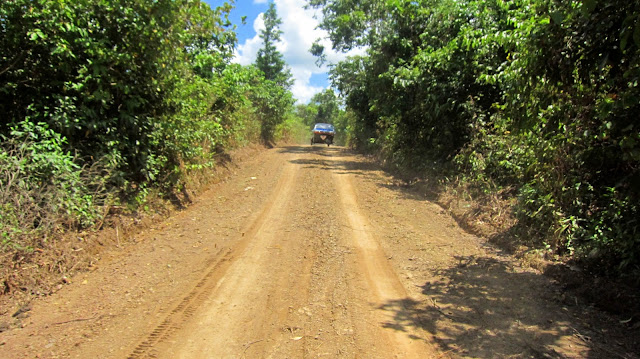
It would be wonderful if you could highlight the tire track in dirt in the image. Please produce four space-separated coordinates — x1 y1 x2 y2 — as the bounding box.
285 147 382 357
128 146 437 358
126 248 228 359
331 152 438 358
125 154 300 359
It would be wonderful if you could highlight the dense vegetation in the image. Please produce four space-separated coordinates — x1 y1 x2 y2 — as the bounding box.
296 89 351 145
310 0 640 277
0 0 296 258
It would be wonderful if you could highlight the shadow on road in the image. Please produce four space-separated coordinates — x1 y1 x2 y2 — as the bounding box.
279 144 344 156
378 254 640 359
281 145 381 179
378 255 604 358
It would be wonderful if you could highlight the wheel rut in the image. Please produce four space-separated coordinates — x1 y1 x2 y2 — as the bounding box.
330 154 437 358
126 247 229 359
126 154 300 359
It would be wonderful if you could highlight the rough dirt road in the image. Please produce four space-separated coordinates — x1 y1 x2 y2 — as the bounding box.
0 145 630 358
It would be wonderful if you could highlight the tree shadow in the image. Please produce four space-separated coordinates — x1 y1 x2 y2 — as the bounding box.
278 144 343 157
378 255 637 358
281 145 382 180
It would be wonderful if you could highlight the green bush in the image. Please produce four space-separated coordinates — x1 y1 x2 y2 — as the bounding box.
313 0 640 276
456 0 640 274
0 121 108 250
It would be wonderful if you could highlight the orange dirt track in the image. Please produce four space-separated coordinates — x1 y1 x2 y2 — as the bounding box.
2 145 615 358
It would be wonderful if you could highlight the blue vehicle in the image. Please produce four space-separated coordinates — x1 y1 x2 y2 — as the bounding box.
310 123 335 146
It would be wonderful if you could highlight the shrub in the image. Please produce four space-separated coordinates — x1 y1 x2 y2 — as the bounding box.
0 121 109 251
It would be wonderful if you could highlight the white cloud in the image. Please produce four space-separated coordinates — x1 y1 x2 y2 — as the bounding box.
233 0 364 103
290 67 324 104
234 14 264 66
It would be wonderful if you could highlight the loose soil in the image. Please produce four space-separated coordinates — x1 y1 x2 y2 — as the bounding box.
1 145 638 358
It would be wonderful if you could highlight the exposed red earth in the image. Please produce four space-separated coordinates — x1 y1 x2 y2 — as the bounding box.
1 145 635 358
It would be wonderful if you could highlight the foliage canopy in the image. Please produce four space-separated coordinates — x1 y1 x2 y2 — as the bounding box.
0 0 297 253
310 0 640 276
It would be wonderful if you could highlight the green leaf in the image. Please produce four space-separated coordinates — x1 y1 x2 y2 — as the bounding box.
581 0 597 16
550 11 564 25
621 31 629 51
28 29 45 41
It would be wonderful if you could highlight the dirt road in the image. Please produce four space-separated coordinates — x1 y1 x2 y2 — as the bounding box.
0 145 629 358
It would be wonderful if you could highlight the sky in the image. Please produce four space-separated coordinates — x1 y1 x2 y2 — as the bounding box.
204 0 364 104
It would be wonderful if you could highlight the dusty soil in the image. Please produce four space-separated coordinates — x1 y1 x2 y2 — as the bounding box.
1 145 638 358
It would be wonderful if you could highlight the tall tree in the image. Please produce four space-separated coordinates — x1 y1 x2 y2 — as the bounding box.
256 2 293 89
252 2 294 144
310 89 339 124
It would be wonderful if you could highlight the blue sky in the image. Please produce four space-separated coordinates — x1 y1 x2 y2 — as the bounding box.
203 0 364 103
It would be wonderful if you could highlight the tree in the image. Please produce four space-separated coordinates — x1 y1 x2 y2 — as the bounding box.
251 76 294 145
0 0 263 258
295 103 318 128
253 2 295 144
256 2 293 89
312 0 501 161
310 89 340 125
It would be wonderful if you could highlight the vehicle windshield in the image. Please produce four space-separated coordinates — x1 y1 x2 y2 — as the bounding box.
313 123 335 131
